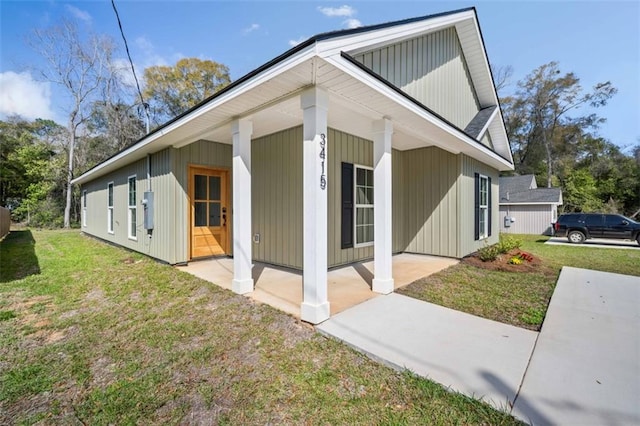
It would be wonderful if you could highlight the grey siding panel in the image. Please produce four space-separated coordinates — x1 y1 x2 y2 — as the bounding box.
82 158 149 256
328 128 375 268
252 127 303 269
174 140 233 262
499 204 557 235
353 27 479 129
458 154 500 257
392 148 407 253
399 147 459 258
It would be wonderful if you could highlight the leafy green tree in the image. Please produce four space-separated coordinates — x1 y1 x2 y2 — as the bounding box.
561 168 603 213
0 118 67 225
502 62 616 187
143 58 231 122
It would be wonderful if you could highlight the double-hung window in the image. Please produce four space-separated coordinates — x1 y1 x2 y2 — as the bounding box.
354 166 374 246
82 190 87 227
341 162 374 249
107 183 114 234
128 176 137 240
474 173 492 240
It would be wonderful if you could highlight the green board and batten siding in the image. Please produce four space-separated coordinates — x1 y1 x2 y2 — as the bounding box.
251 127 303 269
353 26 480 129
457 154 500 257
174 140 233 262
395 148 460 258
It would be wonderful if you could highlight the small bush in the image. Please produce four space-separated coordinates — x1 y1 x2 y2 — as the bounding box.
508 256 523 265
497 234 522 254
478 243 500 262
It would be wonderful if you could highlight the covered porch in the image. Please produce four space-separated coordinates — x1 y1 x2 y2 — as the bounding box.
177 253 458 319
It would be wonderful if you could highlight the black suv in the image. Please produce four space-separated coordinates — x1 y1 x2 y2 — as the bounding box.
554 213 640 245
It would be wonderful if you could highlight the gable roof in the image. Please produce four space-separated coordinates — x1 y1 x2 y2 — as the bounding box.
499 175 563 205
73 7 513 186
465 106 498 139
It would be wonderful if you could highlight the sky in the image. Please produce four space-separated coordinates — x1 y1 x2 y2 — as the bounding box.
1 1 638 151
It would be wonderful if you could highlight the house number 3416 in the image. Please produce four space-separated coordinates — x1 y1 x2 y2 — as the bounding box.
319 133 327 190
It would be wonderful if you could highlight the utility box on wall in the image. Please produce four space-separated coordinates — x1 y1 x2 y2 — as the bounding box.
504 215 512 228
143 191 154 230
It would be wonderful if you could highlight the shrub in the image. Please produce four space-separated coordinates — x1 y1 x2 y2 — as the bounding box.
478 243 500 262
497 234 522 254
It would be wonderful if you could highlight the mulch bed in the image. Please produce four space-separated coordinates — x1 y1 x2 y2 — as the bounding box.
462 248 542 273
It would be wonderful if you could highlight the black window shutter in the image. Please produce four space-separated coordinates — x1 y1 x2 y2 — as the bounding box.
488 176 492 237
341 162 354 249
474 173 480 241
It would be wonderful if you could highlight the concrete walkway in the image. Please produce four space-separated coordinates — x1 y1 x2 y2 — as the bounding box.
512 267 640 425
317 293 538 410
318 268 640 425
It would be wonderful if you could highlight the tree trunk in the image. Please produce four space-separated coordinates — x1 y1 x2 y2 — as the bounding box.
545 139 552 188
63 126 75 228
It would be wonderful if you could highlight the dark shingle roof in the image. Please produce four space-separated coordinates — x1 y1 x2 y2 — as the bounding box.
499 175 562 204
499 175 536 196
464 105 496 138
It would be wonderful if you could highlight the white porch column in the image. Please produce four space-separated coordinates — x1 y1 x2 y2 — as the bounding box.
372 118 394 294
300 87 330 324
231 119 254 294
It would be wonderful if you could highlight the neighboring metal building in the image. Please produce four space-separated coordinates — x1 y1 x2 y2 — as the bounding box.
73 8 514 324
499 175 563 235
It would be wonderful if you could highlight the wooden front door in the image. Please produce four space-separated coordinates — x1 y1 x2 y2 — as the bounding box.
189 167 229 259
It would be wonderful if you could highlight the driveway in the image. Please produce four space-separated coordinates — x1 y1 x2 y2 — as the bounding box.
318 267 640 425
546 237 639 250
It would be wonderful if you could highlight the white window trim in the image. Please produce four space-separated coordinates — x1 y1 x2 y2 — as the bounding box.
82 190 87 227
479 174 489 240
354 164 374 248
107 182 114 234
128 175 137 241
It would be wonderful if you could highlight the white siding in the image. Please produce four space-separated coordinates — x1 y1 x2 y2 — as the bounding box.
500 205 557 235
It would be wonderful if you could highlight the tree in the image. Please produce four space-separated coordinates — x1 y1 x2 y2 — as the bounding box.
143 58 231 122
0 118 67 225
29 19 117 228
503 62 616 187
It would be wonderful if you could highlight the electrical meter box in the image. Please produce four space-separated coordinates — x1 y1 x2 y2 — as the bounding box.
504 216 512 228
142 191 154 230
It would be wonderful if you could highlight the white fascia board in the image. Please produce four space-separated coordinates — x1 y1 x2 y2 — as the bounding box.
317 11 475 58
72 45 317 185
324 55 513 171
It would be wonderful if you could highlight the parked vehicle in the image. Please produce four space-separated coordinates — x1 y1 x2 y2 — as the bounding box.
553 213 640 245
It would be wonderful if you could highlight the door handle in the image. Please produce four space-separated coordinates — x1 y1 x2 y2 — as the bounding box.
222 214 226 227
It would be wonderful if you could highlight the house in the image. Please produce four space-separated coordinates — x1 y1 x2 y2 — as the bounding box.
499 175 563 235
73 7 514 324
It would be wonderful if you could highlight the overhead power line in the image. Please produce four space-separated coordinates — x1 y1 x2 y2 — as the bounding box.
110 0 150 133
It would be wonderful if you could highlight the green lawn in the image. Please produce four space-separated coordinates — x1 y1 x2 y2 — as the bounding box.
0 229 522 425
398 234 640 331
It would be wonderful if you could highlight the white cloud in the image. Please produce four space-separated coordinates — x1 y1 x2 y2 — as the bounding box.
343 18 362 29
0 71 55 120
134 36 170 67
243 23 260 34
65 5 92 22
317 5 356 17
288 36 307 47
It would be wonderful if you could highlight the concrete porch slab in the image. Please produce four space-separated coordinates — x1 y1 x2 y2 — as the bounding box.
176 253 458 318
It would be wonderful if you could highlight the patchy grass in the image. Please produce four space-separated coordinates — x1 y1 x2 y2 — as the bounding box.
0 229 522 425
399 234 640 331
